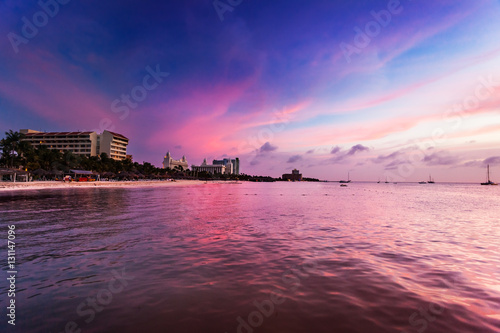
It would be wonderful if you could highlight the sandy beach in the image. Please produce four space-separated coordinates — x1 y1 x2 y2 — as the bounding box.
0 179 206 192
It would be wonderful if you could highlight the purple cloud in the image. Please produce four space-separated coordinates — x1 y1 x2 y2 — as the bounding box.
347 144 369 156
331 146 341 154
326 144 370 164
423 151 459 166
259 142 278 153
384 159 407 170
287 155 302 163
372 151 401 164
461 160 482 168
483 156 500 165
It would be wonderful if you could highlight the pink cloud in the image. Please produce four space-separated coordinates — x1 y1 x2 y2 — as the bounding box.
145 78 261 154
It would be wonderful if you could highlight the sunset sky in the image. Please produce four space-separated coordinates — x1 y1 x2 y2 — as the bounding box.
1 0 499 182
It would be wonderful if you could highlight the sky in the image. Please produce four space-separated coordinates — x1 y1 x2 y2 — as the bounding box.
0 0 499 182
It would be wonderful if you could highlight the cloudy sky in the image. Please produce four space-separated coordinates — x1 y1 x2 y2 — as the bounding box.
1 0 499 181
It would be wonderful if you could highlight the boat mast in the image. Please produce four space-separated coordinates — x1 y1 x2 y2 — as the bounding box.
487 164 490 182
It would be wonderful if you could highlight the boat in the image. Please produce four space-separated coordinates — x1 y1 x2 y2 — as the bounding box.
339 172 351 183
385 177 389 184
481 165 497 185
340 184 347 187
418 181 427 184
428 175 435 184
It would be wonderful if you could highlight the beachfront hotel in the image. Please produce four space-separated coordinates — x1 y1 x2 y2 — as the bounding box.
162 152 189 170
20 129 129 161
191 157 240 175
282 168 302 181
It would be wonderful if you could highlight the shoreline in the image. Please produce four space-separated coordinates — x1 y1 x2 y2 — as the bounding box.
0 180 206 192
0 180 489 192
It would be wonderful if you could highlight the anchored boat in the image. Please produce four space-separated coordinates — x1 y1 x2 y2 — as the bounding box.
339 172 351 184
481 165 497 185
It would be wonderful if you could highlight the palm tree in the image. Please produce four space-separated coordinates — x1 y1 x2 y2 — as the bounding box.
62 151 82 171
35 145 60 170
0 130 31 168
121 158 133 172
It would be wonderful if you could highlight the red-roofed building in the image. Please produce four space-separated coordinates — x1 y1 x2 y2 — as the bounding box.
20 129 129 161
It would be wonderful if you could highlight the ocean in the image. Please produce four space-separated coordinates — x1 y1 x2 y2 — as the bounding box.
1 182 499 332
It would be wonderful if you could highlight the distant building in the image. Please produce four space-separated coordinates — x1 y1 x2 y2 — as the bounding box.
20 129 129 161
282 169 302 181
162 152 188 170
213 158 239 175
192 158 226 174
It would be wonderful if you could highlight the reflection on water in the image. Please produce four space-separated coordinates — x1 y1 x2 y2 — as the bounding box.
0 183 499 332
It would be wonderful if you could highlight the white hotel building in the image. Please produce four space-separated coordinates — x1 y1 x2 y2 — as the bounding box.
162 152 189 170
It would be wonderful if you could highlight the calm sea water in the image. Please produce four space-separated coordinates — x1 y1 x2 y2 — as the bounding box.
0 182 499 333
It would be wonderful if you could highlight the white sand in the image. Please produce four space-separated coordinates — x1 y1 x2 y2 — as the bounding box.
0 180 206 192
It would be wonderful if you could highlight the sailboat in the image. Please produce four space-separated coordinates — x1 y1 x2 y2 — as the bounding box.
428 174 435 184
481 165 497 185
339 172 351 183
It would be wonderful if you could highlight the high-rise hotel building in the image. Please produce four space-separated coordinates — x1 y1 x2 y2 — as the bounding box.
213 158 239 175
20 129 129 161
